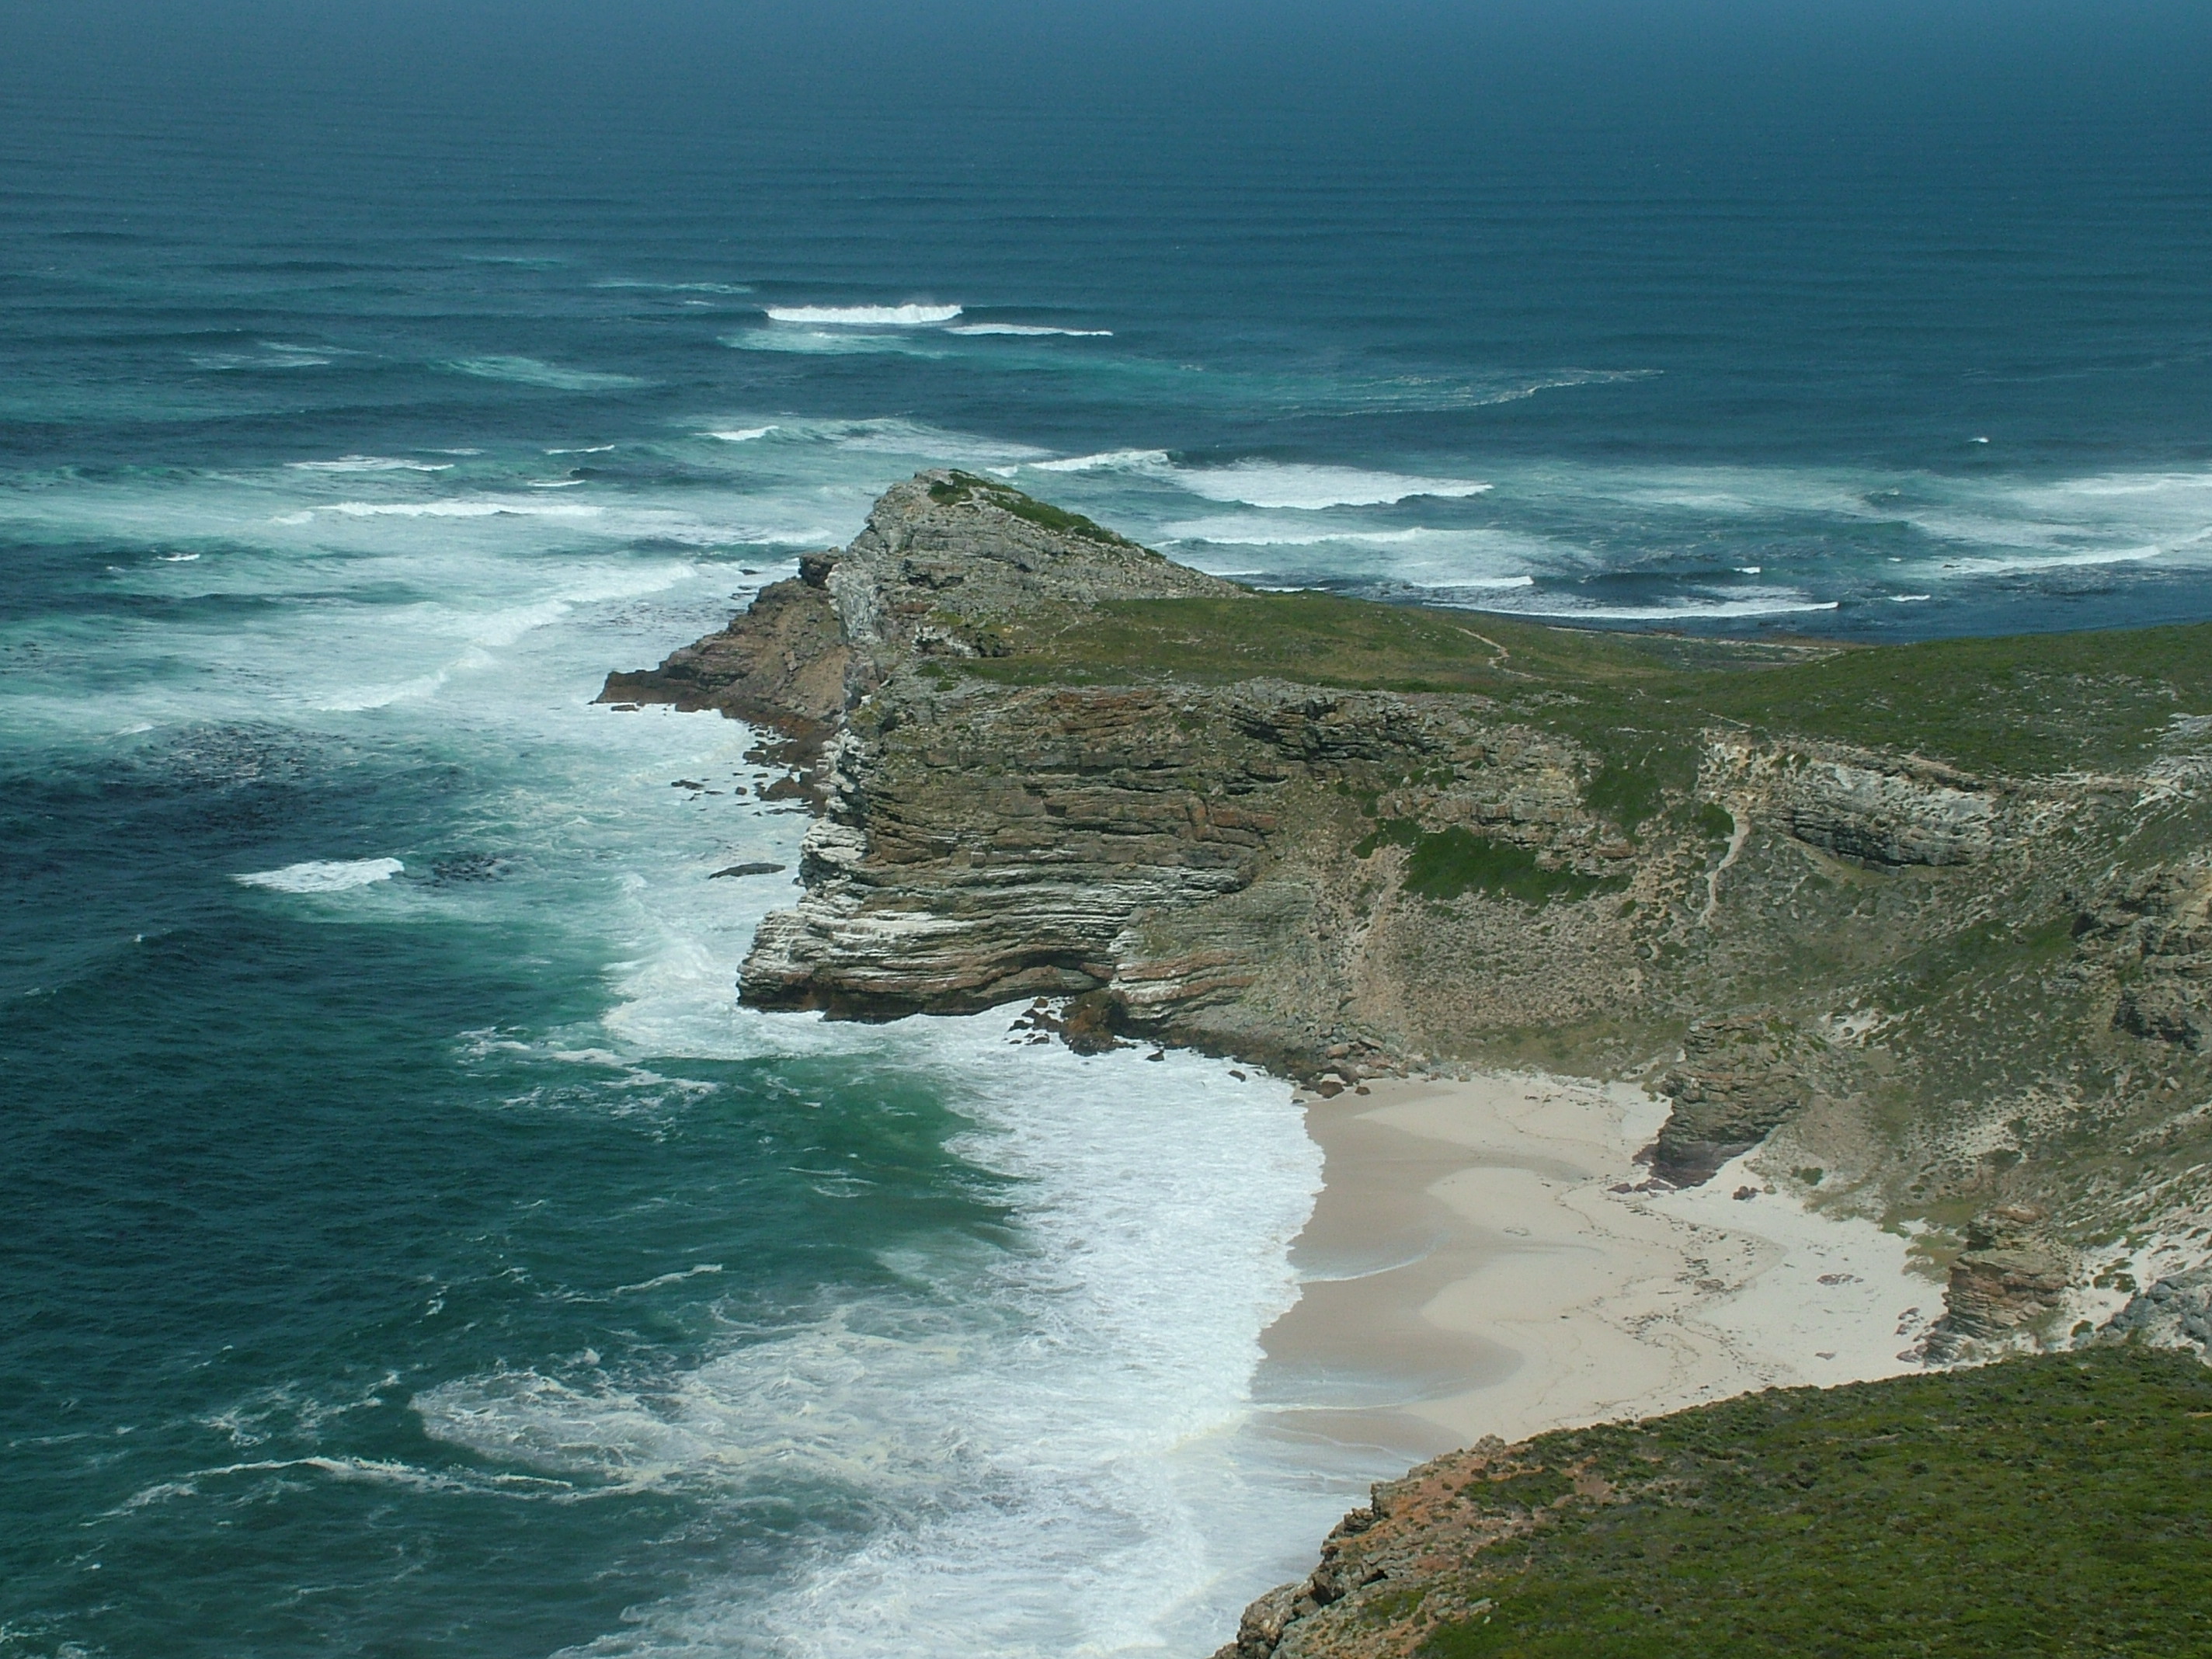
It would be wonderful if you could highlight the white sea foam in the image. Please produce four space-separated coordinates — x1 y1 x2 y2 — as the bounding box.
594 280 754 294
113 1456 567 1511
611 1264 725 1296
762 304 963 326
946 324 1111 337
426 1024 1352 1659
287 456 453 474
1931 542 2169 577
546 445 617 454
725 329 951 358
156 551 201 562
1476 594 1842 621
322 498 603 520
448 356 649 391
1176 462 1492 510
193 344 333 370
235 857 405 892
1029 449 1172 474
705 426 776 443
1159 516 1437 548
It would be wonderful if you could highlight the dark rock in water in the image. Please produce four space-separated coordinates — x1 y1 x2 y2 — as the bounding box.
1060 989 1128 1055
2107 1264 2212 1355
596 573 850 763
430 854 506 884
709 862 786 879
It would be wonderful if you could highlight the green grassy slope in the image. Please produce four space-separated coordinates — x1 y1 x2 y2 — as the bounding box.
967 588 2212 779
1404 1348 2212 1658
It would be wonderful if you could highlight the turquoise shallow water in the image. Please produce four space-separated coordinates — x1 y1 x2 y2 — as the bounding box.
5 5 2211 1654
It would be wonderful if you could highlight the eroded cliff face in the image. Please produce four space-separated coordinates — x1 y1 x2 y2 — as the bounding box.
606 470 2212 1352
741 676 1647 1071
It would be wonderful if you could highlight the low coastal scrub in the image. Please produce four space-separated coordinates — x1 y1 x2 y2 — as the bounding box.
1356 819 1626 906
929 470 1142 548
1408 1348 2212 1657
966 587 2212 781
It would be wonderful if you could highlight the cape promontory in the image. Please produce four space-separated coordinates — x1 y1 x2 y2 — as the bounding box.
605 469 2212 1360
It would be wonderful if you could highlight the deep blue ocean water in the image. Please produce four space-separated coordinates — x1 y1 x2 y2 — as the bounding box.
6 4 2212 1654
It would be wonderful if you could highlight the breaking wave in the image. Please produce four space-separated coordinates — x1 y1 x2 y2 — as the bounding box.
287 456 454 474
235 857 405 892
447 356 649 391
762 304 963 326
946 324 1112 337
1174 462 1491 510
1028 449 1172 474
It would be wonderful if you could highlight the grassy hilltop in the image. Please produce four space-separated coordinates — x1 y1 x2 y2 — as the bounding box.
1251 1346 2212 1659
965 583 2212 782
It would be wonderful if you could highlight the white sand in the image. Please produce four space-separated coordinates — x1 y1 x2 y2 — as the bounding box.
1253 1071 1938 1459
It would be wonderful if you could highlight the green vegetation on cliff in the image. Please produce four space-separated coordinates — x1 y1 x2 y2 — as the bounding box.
1355 818 1629 906
966 588 2212 779
1399 1348 2212 1657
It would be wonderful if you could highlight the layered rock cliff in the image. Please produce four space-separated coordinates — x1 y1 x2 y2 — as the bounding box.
605 471 2212 1353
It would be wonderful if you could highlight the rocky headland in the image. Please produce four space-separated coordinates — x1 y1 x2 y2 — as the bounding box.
604 469 2212 1648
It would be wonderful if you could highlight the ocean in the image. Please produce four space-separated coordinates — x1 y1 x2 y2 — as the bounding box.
5 3 2210 1654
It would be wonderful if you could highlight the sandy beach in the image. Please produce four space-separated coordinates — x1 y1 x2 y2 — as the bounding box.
1254 1072 1935 1460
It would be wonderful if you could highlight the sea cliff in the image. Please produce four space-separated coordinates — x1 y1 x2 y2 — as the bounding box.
604 471 2212 1642
607 468 2212 1303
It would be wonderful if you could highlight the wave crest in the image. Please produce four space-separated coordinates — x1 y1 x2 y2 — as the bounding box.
762 304 962 326
946 323 1111 338
1179 462 1492 510
235 857 404 892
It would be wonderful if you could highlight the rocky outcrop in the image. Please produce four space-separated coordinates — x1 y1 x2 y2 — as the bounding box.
1213 1438 1539 1659
2107 1264 2212 1355
597 470 1230 743
1703 736 2007 867
736 672 1632 1063
2076 865 2212 1051
1929 1206 2074 1353
598 555 850 746
1649 1010 1818 1184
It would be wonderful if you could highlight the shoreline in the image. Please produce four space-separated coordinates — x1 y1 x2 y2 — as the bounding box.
1249 1070 1936 1461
